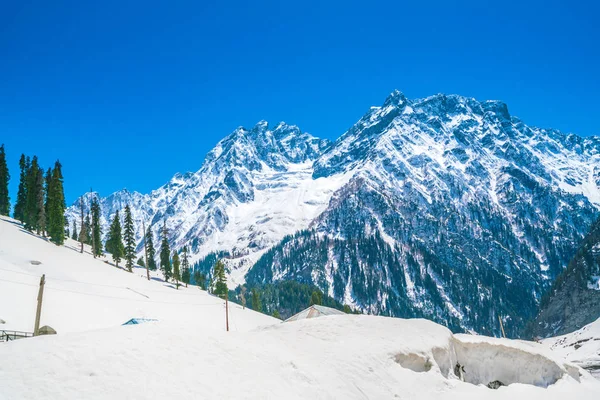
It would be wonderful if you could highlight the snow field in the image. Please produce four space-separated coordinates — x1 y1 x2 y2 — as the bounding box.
1 216 600 399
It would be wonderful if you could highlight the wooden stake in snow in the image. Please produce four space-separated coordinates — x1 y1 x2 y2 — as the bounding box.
33 274 45 336
498 315 506 338
225 293 229 332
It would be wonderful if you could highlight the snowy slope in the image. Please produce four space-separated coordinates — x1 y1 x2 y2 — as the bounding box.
1 314 599 399
542 318 600 379
65 122 339 284
1 215 599 399
0 215 276 334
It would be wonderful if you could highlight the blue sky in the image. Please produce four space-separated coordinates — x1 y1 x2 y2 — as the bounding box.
1 0 598 205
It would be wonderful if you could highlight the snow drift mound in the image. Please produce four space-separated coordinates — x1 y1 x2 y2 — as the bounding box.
393 334 580 389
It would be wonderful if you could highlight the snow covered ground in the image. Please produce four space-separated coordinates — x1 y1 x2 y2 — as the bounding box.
1 216 599 399
542 318 600 379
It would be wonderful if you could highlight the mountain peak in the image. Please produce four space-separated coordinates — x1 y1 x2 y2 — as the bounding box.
383 89 409 108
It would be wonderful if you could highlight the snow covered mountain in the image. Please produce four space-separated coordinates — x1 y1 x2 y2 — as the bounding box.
67 91 600 336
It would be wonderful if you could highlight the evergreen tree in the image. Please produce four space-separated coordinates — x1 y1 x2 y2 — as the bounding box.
105 210 125 267
181 246 190 288
78 215 87 243
172 250 181 289
84 213 92 244
193 269 206 290
137 257 145 267
13 155 29 222
64 217 69 239
46 161 66 245
24 156 41 231
44 168 51 219
123 205 135 272
212 259 228 297
310 290 323 306
251 289 262 312
159 222 171 281
71 220 78 240
145 227 157 270
272 310 281 319
0 144 10 216
90 197 102 257
35 166 46 235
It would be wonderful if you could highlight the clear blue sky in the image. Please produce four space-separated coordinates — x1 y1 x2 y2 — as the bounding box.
1 0 598 205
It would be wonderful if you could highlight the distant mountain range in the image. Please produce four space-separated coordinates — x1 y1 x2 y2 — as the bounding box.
67 90 600 336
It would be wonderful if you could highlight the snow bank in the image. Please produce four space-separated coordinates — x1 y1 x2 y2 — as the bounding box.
543 317 600 379
1 315 599 399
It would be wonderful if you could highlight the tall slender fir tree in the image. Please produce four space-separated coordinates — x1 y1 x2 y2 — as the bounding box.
24 157 43 232
105 210 125 267
212 259 228 298
91 196 102 257
123 205 135 272
181 246 190 288
35 166 46 235
159 221 171 281
172 250 181 289
145 227 157 270
13 155 29 222
71 220 78 240
0 144 10 216
47 161 66 245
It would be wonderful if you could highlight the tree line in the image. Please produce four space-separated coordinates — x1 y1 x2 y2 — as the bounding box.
0 145 67 245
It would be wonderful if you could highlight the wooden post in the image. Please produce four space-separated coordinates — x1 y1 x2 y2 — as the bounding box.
142 219 149 281
498 315 506 338
33 274 45 336
225 294 229 332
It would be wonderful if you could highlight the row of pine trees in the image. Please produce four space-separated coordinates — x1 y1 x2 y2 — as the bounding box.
0 144 227 296
0 145 67 245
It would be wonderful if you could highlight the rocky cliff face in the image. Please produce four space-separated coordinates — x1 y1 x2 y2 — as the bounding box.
528 217 600 338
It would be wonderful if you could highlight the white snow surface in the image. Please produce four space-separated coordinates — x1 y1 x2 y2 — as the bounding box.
542 318 600 379
1 216 600 399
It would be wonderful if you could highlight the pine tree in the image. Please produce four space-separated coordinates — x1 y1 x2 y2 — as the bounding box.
251 289 262 312
310 290 323 306
71 220 78 240
181 246 190 288
159 222 171 281
212 259 228 298
123 205 135 272
137 257 145 267
24 156 41 231
145 227 157 270
193 270 206 290
47 161 66 245
172 251 181 289
105 210 125 268
84 213 92 244
78 215 87 243
91 196 102 257
0 144 10 216
35 166 46 235
44 168 51 220
13 155 29 222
